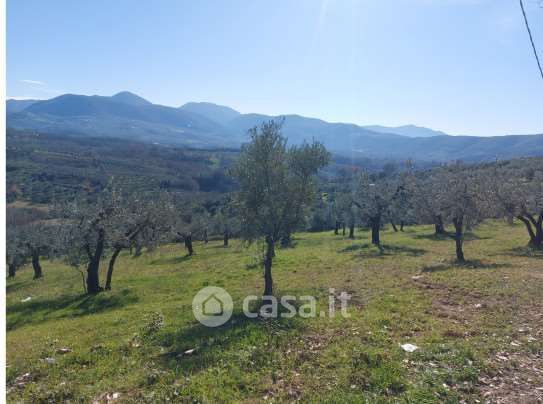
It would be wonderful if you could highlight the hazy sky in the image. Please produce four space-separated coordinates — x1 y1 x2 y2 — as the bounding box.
7 0 543 136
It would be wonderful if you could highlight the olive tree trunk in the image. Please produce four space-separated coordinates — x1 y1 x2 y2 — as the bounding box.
434 214 446 235
370 216 381 246
31 249 43 279
133 243 142 257
86 229 105 294
8 263 16 278
184 234 194 256
263 236 275 296
105 246 122 290
517 213 543 248
452 216 465 262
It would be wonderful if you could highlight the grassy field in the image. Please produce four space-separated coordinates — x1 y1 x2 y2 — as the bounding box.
6 221 543 403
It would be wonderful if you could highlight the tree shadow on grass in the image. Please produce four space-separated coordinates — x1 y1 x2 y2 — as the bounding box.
413 233 451 242
504 246 543 259
463 233 492 241
7 288 139 331
339 243 426 258
149 255 193 265
278 241 299 249
422 260 509 273
155 309 305 374
398 227 417 233
413 232 489 242
6 279 30 294
210 244 230 249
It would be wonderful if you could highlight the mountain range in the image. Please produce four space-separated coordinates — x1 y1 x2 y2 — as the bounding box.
7 92 543 162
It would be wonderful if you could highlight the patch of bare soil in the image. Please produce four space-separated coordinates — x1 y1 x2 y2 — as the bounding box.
411 275 481 326
412 274 543 402
262 331 340 401
478 304 543 403
528 272 543 280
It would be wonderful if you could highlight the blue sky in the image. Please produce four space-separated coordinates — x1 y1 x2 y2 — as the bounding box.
7 0 543 136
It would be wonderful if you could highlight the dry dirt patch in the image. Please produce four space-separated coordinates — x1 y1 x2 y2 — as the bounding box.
478 303 543 403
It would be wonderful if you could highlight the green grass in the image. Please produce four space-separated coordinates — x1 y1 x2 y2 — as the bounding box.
6 222 543 402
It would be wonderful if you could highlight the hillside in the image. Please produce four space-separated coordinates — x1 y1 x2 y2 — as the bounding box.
363 124 448 138
6 99 39 114
7 93 234 148
6 129 238 204
7 129 413 204
6 92 543 162
6 222 543 402
179 102 241 125
348 132 543 162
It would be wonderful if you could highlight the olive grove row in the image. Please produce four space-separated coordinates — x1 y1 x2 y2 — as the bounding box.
7 121 543 296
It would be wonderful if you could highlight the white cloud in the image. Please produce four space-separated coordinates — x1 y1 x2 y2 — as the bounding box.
20 79 46 85
7 96 43 100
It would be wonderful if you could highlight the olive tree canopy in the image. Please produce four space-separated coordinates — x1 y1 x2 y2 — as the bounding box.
231 120 329 296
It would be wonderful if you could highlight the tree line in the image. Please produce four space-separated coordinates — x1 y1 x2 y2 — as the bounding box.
7 121 543 297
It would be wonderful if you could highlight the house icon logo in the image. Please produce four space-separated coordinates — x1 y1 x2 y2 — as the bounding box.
203 294 224 316
192 286 233 327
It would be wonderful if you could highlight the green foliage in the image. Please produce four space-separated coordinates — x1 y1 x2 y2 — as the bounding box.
7 129 237 204
231 120 330 242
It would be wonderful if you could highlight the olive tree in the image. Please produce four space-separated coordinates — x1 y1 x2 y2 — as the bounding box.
104 192 174 290
336 192 358 239
6 206 52 279
59 185 122 294
279 142 330 247
431 166 483 262
6 227 27 278
193 211 211 244
212 197 240 247
353 172 396 246
171 196 199 256
387 175 413 232
60 184 176 293
407 171 448 235
330 198 343 236
19 222 60 279
510 182 543 248
231 120 329 296
484 166 543 248
309 194 334 232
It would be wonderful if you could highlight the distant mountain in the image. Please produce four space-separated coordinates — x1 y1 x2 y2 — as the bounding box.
363 124 448 138
347 132 543 162
225 113 401 150
180 102 240 125
111 91 153 106
6 99 39 114
7 91 543 162
8 93 235 147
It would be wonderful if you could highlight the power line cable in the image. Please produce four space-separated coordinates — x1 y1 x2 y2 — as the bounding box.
520 0 543 81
